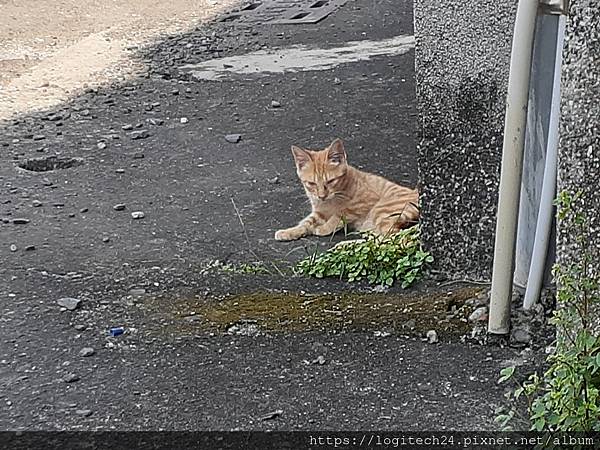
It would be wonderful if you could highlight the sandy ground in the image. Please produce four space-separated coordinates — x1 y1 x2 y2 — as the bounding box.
0 0 238 121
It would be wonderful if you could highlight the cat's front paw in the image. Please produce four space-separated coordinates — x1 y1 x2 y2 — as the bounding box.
275 228 300 241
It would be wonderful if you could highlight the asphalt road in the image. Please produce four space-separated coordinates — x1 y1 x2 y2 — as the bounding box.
0 0 537 432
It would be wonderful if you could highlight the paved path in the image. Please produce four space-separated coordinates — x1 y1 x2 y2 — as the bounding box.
0 0 535 431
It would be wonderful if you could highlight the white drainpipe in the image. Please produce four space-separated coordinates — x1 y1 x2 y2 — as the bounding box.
523 15 566 310
488 0 540 335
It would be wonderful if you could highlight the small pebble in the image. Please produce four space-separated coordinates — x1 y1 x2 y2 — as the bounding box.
225 134 241 143
113 204 126 211
12 218 30 225
10 244 17 252
79 347 95 357
74 325 86 331
468 306 488 322
426 330 438 344
32 200 43 207
130 130 149 140
63 373 80 383
102 236 110 243
180 117 189 124
75 409 93 417
25 245 35 251
57 297 81 311
131 211 145 219
80 208 88 213
511 328 532 344
97 142 107 150
271 100 281 108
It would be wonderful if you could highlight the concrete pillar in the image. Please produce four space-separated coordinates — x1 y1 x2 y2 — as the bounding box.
557 1 600 330
414 0 516 280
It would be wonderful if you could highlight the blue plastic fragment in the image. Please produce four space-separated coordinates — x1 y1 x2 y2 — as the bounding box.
109 327 125 337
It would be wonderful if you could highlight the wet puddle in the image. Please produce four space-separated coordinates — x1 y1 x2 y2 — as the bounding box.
144 286 484 337
181 35 415 81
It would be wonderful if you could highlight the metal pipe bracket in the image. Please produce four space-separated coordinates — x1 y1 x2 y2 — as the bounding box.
540 0 569 15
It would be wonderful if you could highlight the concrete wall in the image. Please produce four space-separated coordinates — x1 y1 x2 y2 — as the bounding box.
414 1 517 279
557 1 600 322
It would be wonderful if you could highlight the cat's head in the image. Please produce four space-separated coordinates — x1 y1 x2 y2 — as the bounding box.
290 138 348 202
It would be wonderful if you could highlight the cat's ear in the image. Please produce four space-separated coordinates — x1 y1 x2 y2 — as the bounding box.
291 145 311 170
327 138 346 165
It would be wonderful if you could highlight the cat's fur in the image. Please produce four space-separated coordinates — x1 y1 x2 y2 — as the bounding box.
274 138 419 241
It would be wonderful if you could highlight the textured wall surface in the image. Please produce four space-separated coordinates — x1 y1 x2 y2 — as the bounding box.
414 1 517 279
557 2 600 321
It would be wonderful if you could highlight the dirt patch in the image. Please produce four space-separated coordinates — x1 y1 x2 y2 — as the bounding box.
146 286 484 337
0 0 239 121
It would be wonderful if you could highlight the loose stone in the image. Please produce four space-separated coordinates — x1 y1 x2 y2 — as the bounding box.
79 347 95 357
57 297 81 311
426 330 438 344
130 130 149 140
63 373 80 383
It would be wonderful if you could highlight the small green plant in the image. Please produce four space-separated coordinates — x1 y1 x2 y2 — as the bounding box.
497 191 600 432
201 260 274 275
295 225 433 287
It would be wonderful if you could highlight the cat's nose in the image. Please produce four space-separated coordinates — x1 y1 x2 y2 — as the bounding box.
318 194 327 200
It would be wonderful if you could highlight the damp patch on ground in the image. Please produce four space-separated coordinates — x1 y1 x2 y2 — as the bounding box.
181 34 415 81
142 286 484 338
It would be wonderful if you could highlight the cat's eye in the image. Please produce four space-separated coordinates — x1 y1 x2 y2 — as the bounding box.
326 178 337 186
305 181 317 187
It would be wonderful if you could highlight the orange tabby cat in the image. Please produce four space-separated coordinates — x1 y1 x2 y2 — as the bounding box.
274 138 419 241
